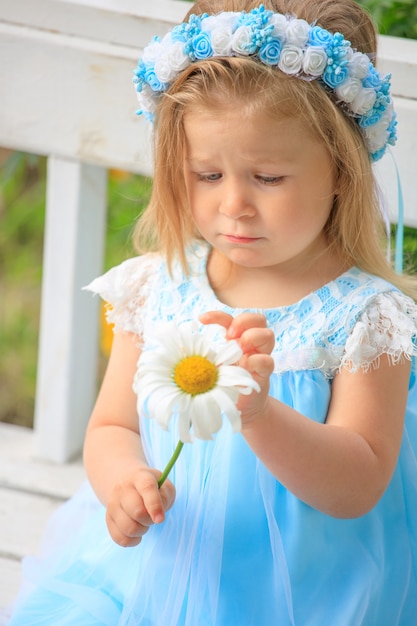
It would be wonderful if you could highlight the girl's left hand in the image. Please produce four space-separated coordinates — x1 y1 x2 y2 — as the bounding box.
199 311 275 425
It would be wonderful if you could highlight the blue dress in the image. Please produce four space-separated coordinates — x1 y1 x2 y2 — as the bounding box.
8 243 417 625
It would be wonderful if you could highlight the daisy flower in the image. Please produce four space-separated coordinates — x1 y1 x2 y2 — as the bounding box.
135 321 260 486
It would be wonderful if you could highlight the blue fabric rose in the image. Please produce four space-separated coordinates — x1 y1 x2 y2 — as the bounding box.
259 38 282 65
192 31 213 59
144 68 167 92
323 62 350 88
358 109 383 128
370 147 385 162
363 66 381 89
308 26 333 48
133 61 147 82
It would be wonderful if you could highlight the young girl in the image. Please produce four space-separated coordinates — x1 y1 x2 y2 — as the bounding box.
8 0 417 624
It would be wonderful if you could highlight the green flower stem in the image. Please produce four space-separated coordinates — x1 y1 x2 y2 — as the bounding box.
158 440 184 488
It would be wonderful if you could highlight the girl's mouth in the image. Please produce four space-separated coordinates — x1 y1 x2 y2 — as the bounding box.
223 235 261 244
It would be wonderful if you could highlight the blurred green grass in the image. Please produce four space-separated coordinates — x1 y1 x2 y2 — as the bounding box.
0 152 151 427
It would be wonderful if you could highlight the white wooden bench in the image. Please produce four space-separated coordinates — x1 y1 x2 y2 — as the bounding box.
0 0 416 466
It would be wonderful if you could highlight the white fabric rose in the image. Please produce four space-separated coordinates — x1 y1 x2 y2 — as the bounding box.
285 18 310 47
278 44 304 75
201 13 240 56
363 110 391 152
302 47 328 77
211 27 234 56
350 87 377 114
231 25 254 55
363 126 386 153
380 107 393 131
136 86 157 115
141 40 162 66
269 13 288 40
349 52 370 80
201 13 239 33
335 77 362 103
154 41 190 83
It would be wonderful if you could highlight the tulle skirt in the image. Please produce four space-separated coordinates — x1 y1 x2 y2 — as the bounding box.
8 369 417 625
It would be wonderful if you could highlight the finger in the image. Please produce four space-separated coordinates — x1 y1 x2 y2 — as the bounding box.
134 472 166 524
242 353 275 382
159 479 176 513
200 311 269 341
239 327 275 356
224 313 268 339
114 485 153 530
199 310 234 330
106 507 148 548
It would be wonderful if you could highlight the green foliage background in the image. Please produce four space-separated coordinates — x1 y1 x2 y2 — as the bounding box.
358 0 417 39
0 0 416 427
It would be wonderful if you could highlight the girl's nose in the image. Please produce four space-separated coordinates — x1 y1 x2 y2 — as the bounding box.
219 180 256 219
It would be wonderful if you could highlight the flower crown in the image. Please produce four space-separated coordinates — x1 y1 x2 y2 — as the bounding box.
132 5 397 162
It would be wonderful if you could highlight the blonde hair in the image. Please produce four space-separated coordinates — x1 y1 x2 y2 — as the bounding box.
134 0 417 299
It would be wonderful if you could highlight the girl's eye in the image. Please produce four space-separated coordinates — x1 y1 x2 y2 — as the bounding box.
256 175 283 185
197 173 222 182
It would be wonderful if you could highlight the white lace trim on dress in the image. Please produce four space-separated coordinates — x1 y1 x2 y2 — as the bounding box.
271 291 417 377
341 291 417 373
83 254 161 341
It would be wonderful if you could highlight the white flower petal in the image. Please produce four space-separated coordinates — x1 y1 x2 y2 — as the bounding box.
220 385 240 403
217 365 260 393
177 321 200 355
153 323 183 356
178 394 193 442
190 395 222 440
209 387 242 433
214 338 243 366
211 389 242 433
136 370 172 393
150 387 180 424
178 414 193 443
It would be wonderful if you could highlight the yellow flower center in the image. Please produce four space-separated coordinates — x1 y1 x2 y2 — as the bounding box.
174 355 218 395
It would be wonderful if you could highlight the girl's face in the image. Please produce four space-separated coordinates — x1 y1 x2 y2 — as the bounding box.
183 106 337 282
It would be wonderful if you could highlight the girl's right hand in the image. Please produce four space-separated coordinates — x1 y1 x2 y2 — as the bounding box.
105 467 176 547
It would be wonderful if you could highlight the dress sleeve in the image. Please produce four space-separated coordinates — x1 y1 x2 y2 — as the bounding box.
83 253 161 337
341 291 417 372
